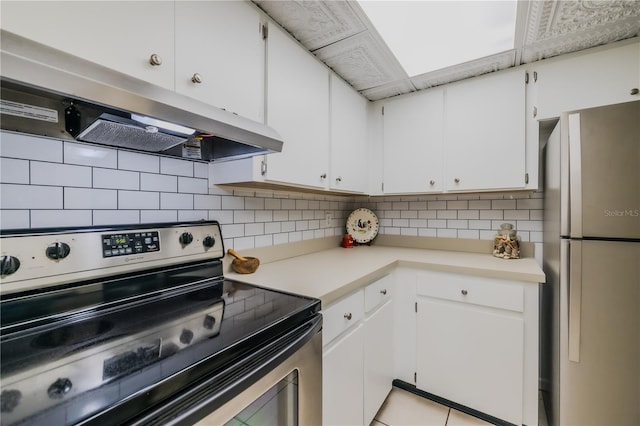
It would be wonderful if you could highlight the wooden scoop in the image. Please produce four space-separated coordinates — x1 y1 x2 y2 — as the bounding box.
227 248 260 274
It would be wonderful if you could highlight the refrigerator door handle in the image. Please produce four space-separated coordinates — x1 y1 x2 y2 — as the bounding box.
568 239 582 362
568 113 583 238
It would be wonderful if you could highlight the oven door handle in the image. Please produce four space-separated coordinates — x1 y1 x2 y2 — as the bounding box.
128 315 322 426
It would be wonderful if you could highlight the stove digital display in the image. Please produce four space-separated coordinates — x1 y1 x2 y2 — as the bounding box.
102 231 160 257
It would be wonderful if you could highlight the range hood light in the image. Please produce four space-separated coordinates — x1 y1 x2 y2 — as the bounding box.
131 113 196 136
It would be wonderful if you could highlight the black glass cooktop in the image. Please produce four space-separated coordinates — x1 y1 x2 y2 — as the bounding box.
0 260 320 426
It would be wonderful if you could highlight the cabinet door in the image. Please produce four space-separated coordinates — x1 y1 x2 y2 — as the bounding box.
444 68 526 191
417 298 524 425
175 1 264 122
323 325 364 426
364 301 393 426
1 1 175 90
383 89 444 194
330 75 368 193
535 40 640 120
265 24 330 189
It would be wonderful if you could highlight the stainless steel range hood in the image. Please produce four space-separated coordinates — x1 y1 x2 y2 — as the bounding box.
0 30 283 161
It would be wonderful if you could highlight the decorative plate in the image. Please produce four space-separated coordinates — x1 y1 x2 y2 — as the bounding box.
346 208 379 243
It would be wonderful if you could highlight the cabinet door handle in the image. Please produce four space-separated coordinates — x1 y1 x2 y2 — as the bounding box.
461 289 468 295
191 73 203 84
631 88 639 95
454 178 460 184
344 313 352 320
149 53 162 66
320 173 327 179
380 289 387 295
429 180 435 186
335 176 342 182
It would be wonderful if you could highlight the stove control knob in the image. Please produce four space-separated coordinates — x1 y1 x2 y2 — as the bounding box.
0 256 20 276
1 389 22 413
202 235 215 248
203 314 216 330
47 378 72 399
46 242 71 260
180 329 194 345
179 232 193 246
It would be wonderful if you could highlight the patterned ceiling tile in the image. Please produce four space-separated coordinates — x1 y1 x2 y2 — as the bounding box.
360 79 416 101
411 51 516 90
525 0 640 44
313 31 407 91
253 0 366 51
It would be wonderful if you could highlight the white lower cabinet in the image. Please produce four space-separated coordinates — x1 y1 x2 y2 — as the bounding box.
322 275 393 426
415 271 538 426
323 323 364 426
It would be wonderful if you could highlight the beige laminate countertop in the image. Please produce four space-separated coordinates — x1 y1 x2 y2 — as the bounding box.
224 244 545 307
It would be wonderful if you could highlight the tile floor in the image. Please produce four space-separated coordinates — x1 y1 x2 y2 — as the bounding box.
370 387 549 426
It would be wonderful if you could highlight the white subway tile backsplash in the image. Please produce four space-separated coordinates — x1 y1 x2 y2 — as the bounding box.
265 222 281 234
264 198 281 210
255 210 273 222
120 191 159 209
0 158 29 184
178 210 207 221
64 143 117 168
0 210 29 229
273 210 289 221
31 210 92 228
492 199 517 210
93 210 140 226
246 223 265 236
469 200 491 210
178 177 208 194
221 195 244 210
437 229 457 238
141 173 177 192
31 162 92 187
194 162 209 178
93 168 139 190
160 193 192 210
1 132 63 162
2 134 544 258
245 197 265 210
141 210 178 223
65 188 117 209
1 184 62 209
160 157 193 177
194 194 221 210
480 210 503 220
118 151 159 173
234 210 255 224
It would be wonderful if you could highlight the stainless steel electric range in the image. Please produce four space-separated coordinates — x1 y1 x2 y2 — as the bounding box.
0 221 322 425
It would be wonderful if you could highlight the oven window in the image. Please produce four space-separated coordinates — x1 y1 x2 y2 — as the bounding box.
221 370 298 426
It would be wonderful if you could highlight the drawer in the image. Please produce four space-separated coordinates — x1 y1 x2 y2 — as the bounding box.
364 274 393 313
322 290 364 346
417 272 524 313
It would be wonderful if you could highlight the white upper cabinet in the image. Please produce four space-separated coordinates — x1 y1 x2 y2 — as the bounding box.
174 1 265 123
382 88 444 194
444 68 526 192
1 1 176 90
534 39 640 121
263 23 330 189
330 75 368 193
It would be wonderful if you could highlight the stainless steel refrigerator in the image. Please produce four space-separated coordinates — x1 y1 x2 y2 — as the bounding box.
541 100 639 426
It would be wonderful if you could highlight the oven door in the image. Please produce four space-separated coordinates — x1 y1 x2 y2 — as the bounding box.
127 315 322 426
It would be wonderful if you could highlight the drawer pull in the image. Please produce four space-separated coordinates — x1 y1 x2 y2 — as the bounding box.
461 289 468 296
344 313 352 320
380 289 387 295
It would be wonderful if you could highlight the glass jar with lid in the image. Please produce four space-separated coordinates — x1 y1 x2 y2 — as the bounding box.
492 223 520 259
